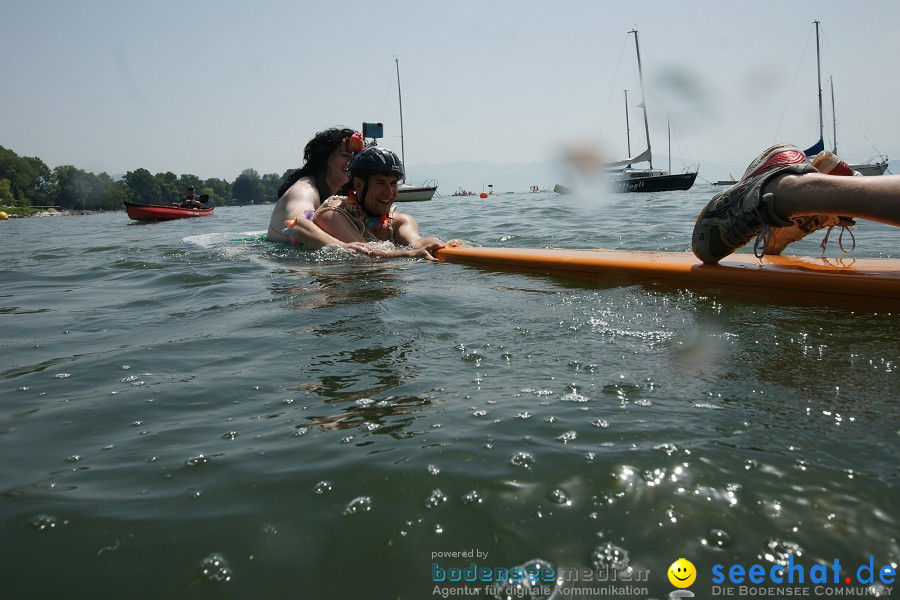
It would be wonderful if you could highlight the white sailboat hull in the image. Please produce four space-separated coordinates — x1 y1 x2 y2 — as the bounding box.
849 160 888 176
396 183 437 202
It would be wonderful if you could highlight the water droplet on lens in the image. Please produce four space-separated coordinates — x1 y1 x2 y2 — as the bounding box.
313 481 332 494
199 553 232 583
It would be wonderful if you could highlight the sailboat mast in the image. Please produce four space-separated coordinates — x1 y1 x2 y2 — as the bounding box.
395 57 406 175
629 29 653 169
830 76 837 155
814 20 824 146
624 90 632 158
668 118 671 174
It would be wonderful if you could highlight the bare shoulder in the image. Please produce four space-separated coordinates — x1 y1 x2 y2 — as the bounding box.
390 209 416 226
281 176 321 212
267 176 322 240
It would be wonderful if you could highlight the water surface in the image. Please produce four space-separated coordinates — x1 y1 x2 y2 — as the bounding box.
1 189 897 599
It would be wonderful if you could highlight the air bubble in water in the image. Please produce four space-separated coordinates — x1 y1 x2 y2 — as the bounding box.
603 372 639 389
549 489 571 505
199 553 232 583
343 496 372 515
510 452 535 469
591 542 630 573
425 489 447 509
461 490 482 505
29 514 58 531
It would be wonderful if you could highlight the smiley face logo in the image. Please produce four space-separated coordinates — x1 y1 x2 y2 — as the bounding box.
668 558 696 588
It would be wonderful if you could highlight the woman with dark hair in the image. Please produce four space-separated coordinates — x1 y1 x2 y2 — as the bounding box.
266 127 370 252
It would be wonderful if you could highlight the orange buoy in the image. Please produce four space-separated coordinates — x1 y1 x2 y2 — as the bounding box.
479 192 488 198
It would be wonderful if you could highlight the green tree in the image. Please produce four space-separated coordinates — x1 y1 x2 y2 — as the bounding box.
123 168 161 204
0 178 13 204
260 172 282 203
52 165 93 210
202 177 231 205
232 168 263 204
0 146 50 206
156 171 180 203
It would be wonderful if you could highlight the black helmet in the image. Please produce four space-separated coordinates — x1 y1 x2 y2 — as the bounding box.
349 147 404 179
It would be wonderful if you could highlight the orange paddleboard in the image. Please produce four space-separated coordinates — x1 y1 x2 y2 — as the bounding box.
436 246 900 308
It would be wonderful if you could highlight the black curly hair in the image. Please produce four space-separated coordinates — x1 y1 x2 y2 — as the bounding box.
277 127 357 199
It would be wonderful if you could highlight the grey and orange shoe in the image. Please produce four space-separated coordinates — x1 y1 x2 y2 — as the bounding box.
756 151 857 256
692 144 816 264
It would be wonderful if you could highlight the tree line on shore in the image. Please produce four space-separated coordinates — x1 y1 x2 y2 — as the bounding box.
0 145 291 210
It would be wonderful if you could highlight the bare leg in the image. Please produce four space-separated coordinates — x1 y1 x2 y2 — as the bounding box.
766 173 900 226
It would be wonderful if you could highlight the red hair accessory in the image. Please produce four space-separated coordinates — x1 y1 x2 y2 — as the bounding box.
347 132 365 153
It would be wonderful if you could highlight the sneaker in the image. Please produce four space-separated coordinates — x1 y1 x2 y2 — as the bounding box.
692 144 816 264
756 150 858 256
756 214 856 255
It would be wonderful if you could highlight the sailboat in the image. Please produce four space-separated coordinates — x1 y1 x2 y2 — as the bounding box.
803 21 888 176
606 29 698 193
392 58 438 202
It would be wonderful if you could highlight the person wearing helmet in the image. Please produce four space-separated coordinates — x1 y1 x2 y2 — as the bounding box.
312 146 449 260
267 127 371 254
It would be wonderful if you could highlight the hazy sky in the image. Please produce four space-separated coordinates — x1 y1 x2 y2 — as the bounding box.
2 0 898 182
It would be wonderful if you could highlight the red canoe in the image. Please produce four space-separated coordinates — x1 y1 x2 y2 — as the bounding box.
124 201 214 221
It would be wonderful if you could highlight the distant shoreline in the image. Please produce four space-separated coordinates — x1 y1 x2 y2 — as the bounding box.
2 207 107 218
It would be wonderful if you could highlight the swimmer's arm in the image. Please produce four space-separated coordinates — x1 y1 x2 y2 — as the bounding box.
285 215 350 250
393 213 446 257
275 193 370 254
314 210 435 261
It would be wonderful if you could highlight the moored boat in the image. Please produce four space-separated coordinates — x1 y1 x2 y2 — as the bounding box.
396 181 438 202
124 201 214 221
803 21 888 176
392 58 439 201
606 32 698 193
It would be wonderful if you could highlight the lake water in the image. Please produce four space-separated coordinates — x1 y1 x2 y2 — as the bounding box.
1 187 898 600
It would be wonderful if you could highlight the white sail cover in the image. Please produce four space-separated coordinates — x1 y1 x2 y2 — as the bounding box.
605 148 652 169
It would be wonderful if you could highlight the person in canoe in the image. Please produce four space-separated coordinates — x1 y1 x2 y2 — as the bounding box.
267 127 372 254
179 185 203 209
692 144 900 264
305 146 452 260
